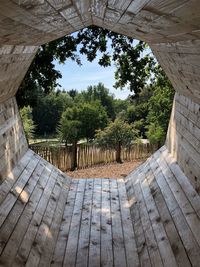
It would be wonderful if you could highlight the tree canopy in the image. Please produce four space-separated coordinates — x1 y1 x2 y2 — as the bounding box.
20 106 35 141
17 25 175 148
32 91 73 136
16 26 156 107
95 118 138 163
74 83 115 119
57 102 109 170
58 102 108 144
146 69 175 144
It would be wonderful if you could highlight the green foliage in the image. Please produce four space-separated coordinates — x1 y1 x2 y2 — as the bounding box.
78 83 115 119
76 27 155 96
77 102 109 140
113 98 129 111
57 107 82 170
32 91 73 136
17 26 155 107
147 85 174 133
20 106 35 141
15 23 175 146
58 102 109 144
146 123 165 145
114 42 155 95
57 105 83 145
58 118 82 145
17 35 79 108
126 86 153 137
95 118 138 163
68 89 78 99
95 118 137 149
146 69 175 145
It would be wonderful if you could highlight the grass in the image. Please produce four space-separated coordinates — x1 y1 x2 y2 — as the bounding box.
29 137 87 147
29 137 60 146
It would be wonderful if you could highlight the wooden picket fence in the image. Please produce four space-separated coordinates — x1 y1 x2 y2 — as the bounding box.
30 143 157 171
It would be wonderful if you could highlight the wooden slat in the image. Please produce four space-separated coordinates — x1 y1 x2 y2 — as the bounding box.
1 145 200 267
117 179 139 267
0 97 28 182
38 175 70 267
88 178 102 267
160 147 200 216
63 179 86 267
24 170 64 267
8 165 57 266
133 179 164 267
110 179 127 267
76 179 94 267
149 150 200 266
155 151 200 248
0 152 40 228
0 162 54 266
100 178 113 267
0 158 45 257
0 149 33 204
125 174 152 267
51 179 79 267
145 162 191 267
140 175 178 266
127 0 151 14
11 163 53 267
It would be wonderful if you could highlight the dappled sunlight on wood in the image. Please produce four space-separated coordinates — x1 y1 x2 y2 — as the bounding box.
101 207 110 214
1 146 200 266
0 98 28 183
15 186 29 203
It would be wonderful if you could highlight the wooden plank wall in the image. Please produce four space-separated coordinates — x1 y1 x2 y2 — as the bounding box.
0 45 37 103
0 97 28 183
0 0 199 200
151 40 200 105
0 1 199 46
166 92 200 193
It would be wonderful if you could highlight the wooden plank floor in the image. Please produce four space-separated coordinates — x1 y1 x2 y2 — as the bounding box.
125 146 200 267
0 147 200 266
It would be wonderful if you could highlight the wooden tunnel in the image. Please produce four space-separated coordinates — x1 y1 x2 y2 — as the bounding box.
0 1 200 266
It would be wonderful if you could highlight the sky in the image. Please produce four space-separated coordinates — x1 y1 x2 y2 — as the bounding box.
54 45 131 100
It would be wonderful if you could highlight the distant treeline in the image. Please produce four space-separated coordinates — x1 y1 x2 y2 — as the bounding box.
21 81 174 145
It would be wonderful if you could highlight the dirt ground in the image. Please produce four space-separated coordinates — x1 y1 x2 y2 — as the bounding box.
67 160 144 179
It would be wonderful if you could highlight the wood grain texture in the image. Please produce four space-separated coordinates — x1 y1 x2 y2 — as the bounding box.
0 0 199 45
0 1 200 103
0 147 200 266
125 146 200 267
0 2 200 266
0 97 28 183
166 92 200 192
0 45 37 103
151 41 200 104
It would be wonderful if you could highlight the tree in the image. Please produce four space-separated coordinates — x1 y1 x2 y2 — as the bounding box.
16 35 80 108
58 102 108 170
126 85 153 137
32 91 73 136
146 68 175 145
77 102 108 141
68 89 78 100
20 106 35 142
79 83 115 119
16 26 155 107
95 119 137 163
146 122 165 147
58 107 83 171
76 27 155 96
113 98 129 118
